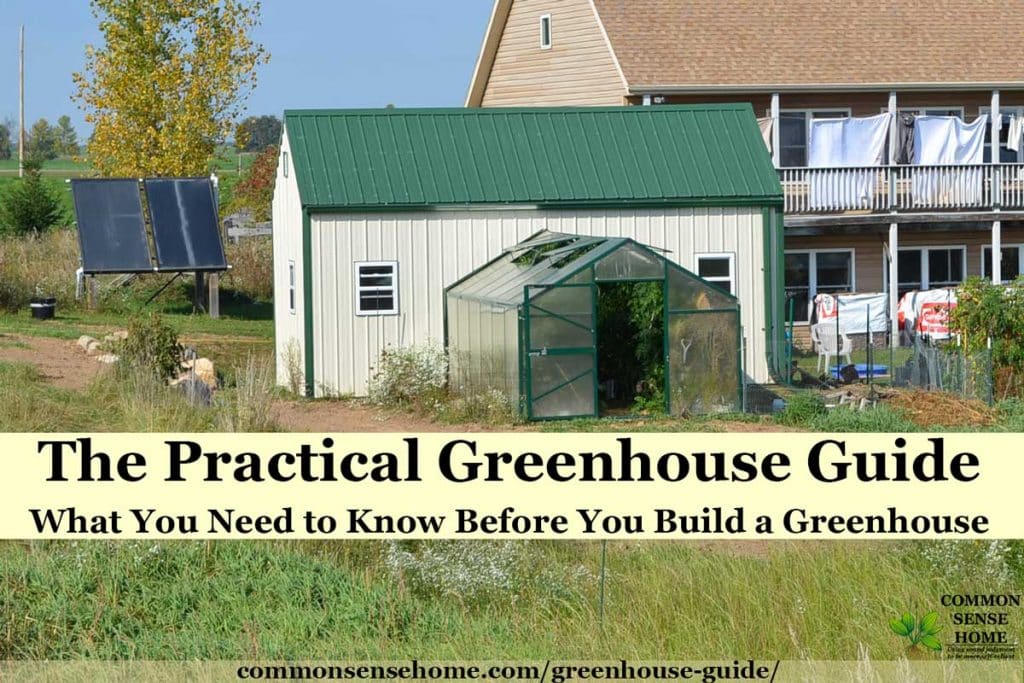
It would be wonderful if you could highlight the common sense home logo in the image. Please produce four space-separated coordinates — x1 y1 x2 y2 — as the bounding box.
889 612 943 653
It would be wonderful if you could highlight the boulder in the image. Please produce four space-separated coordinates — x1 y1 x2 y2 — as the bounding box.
181 357 217 389
103 330 128 344
76 335 97 352
86 340 104 356
95 353 120 364
176 375 213 407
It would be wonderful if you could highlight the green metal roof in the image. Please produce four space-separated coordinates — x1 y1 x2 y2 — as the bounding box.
283 105 782 210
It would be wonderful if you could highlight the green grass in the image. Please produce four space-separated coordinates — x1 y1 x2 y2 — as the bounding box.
2 538 1021 659
0 304 273 342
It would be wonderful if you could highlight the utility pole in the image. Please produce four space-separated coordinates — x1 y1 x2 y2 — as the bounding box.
19 25 25 178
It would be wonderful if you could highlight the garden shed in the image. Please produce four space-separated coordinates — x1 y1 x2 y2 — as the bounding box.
273 105 784 397
447 232 741 419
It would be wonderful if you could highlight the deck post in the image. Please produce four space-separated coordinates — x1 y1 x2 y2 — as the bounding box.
991 90 1003 285
888 91 898 208
888 221 899 348
770 93 780 168
208 272 220 319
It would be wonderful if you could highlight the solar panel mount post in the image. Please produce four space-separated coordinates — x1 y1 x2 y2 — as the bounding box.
71 178 154 274
144 177 228 272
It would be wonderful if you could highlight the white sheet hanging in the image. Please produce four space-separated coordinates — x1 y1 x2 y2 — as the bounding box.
911 115 988 206
1008 115 1023 154
807 114 890 210
757 116 773 153
814 292 889 334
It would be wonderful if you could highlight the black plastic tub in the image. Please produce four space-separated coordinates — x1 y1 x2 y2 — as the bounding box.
29 297 56 320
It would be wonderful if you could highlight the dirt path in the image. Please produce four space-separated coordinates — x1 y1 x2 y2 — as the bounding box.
0 334 105 391
271 399 534 433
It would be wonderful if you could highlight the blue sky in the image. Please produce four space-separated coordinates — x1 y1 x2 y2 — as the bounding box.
0 0 493 136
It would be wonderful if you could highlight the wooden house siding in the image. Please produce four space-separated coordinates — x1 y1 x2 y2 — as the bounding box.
480 0 626 107
786 223 1024 295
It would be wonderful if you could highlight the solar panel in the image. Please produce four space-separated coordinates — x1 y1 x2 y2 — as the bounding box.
71 179 153 274
144 178 227 271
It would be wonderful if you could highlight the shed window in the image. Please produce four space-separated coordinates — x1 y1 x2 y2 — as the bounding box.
696 253 736 295
283 151 288 178
288 261 296 314
539 14 552 49
355 261 398 315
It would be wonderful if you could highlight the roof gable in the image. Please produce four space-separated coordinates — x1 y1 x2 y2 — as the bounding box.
283 106 782 210
592 0 1024 90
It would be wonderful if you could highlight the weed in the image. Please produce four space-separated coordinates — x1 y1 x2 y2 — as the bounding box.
113 314 184 380
214 354 278 431
367 343 448 412
775 391 826 426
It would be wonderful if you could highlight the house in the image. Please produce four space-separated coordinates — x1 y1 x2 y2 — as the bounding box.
466 0 1024 342
272 106 784 399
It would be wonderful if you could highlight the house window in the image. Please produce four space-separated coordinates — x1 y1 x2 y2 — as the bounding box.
539 14 552 49
696 253 735 295
778 109 851 167
784 250 854 323
355 261 399 315
982 245 1023 282
288 261 296 314
981 106 1024 163
896 246 966 296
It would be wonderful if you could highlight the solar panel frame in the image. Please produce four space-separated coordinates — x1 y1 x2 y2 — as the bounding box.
71 178 155 274
144 177 228 272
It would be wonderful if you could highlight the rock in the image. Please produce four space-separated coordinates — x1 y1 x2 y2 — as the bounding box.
176 376 213 407
77 335 97 352
103 330 128 344
182 357 217 389
86 340 104 356
95 353 120 364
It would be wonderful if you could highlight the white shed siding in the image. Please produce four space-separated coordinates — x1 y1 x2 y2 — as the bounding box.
271 127 306 389
308 206 769 396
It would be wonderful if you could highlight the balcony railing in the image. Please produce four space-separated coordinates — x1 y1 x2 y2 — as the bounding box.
779 163 1024 214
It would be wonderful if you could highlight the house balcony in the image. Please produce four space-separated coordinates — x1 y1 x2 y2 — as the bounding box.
779 164 1024 216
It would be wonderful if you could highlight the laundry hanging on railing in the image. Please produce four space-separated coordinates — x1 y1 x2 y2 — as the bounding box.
807 113 890 210
911 115 988 206
897 288 958 342
1008 115 1023 153
757 117 773 153
896 113 916 164
813 292 889 334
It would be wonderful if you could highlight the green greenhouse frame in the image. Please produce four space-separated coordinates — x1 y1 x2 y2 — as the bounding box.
444 232 742 420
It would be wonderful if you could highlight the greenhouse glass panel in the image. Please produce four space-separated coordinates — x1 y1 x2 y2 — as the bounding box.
531 373 595 418
667 267 735 310
528 284 593 350
530 354 594 398
594 243 664 280
666 311 740 415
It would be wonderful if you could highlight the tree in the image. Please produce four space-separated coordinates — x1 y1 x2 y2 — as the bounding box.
235 114 281 152
227 144 276 221
0 122 11 160
56 115 79 157
0 158 67 235
73 0 269 177
26 118 59 161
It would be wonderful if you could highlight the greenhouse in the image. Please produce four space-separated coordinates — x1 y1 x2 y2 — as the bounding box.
445 232 742 420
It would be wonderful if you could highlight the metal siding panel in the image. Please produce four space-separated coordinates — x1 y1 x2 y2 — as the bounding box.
299 205 772 394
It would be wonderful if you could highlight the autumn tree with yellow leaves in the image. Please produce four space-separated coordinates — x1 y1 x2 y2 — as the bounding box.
73 0 269 177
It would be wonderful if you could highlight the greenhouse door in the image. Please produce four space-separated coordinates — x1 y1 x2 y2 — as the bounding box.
523 283 597 419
